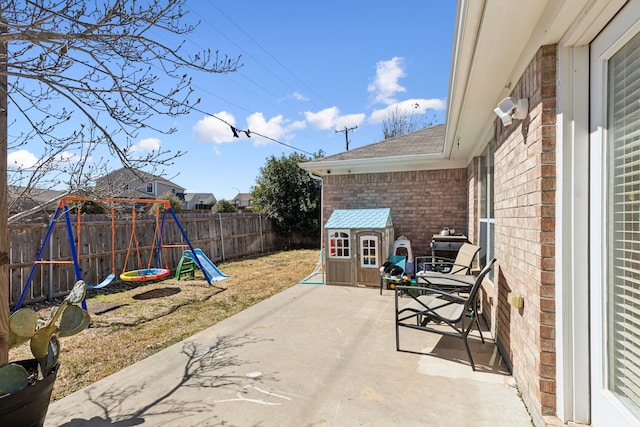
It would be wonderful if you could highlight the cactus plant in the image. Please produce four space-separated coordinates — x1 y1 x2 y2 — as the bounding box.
0 280 90 396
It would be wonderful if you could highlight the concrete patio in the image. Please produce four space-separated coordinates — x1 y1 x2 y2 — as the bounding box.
45 284 533 426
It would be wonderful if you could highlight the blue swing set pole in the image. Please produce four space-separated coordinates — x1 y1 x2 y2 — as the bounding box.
14 205 63 310
166 207 213 285
14 199 83 311
63 203 82 282
61 202 88 310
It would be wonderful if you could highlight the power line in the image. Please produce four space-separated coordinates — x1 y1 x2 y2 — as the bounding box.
197 1 360 131
187 103 316 157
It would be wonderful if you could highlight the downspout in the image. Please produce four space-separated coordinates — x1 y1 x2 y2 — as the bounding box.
308 172 324 278
308 172 324 245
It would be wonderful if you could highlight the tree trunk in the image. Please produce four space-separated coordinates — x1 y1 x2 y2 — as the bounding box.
0 19 9 365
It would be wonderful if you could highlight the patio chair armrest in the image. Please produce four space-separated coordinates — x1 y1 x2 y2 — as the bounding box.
393 285 466 302
416 261 473 275
415 256 458 273
416 255 456 264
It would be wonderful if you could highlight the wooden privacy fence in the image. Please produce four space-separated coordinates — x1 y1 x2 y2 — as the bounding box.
9 212 282 307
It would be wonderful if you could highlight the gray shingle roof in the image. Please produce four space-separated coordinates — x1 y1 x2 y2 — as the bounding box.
319 124 445 162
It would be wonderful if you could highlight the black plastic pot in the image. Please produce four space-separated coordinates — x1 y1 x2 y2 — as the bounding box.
0 359 59 427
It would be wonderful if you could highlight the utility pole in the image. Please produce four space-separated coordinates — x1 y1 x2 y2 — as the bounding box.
335 125 357 151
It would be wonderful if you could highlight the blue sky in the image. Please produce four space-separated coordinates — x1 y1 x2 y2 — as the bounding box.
9 0 457 201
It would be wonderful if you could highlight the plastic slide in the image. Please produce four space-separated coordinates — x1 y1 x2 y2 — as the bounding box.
183 249 229 282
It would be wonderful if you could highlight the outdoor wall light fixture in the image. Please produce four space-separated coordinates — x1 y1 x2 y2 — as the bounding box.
493 97 529 126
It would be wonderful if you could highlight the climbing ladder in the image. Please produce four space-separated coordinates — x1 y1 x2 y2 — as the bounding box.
174 256 196 280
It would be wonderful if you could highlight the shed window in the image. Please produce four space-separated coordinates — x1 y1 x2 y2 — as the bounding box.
328 230 350 258
360 235 379 268
146 183 153 193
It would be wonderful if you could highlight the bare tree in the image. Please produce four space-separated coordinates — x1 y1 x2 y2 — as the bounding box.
0 0 241 364
381 103 436 139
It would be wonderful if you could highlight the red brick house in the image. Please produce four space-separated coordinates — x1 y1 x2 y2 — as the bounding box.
301 1 640 426
301 124 468 258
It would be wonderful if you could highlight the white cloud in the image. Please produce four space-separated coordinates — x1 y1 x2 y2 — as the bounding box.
8 149 89 172
304 107 340 130
54 151 83 164
335 113 366 130
8 149 38 170
193 111 238 144
369 98 446 124
246 113 287 146
368 57 407 105
290 91 309 101
290 120 306 130
130 137 161 153
304 107 365 132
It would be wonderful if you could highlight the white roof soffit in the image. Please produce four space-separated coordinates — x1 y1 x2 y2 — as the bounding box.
299 154 467 176
444 0 626 163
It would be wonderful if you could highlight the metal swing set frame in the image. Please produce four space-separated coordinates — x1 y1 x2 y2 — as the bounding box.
14 196 216 311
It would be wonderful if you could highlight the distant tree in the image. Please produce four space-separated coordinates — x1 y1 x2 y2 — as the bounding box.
212 199 237 213
381 103 437 139
150 193 183 214
252 152 323 239
76 200 108 215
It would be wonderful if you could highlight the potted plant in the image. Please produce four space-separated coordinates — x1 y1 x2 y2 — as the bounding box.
0 280 91 426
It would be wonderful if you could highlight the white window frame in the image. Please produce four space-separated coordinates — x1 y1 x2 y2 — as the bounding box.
328 229 351 259
359 235 379 268
478 142 495 280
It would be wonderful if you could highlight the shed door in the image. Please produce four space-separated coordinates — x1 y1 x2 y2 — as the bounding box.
357 233 380 286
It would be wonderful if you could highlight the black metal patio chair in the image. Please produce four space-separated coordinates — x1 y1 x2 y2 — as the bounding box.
414 243 481 287
394 258 497 371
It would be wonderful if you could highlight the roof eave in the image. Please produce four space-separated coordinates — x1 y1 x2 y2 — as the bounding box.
299 154 466 176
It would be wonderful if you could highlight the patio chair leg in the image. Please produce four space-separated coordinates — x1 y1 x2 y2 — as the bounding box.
474 315 485 344
462 336 476 371
395 295 401 351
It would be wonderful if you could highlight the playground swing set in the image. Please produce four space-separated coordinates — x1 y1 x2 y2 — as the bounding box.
14 196 228 311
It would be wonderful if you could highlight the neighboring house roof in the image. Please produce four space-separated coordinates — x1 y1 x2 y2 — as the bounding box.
324 208 393 229
184 193 216 205
232 193 252 206
96 168 186 195
8 186 68 212
299 124 460 176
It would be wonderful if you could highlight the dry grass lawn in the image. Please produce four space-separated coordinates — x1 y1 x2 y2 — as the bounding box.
9 249 320 401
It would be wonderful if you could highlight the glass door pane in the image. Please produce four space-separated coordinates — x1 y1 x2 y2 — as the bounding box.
607 30 640 419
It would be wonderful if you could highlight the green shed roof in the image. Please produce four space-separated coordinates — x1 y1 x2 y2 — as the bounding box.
324 208 393 229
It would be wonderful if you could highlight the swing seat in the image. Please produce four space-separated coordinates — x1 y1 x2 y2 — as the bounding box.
120 268 171 282
85 273 116 290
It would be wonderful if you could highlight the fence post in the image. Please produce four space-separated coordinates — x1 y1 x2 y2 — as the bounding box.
259 213 264 253
218 213 225 261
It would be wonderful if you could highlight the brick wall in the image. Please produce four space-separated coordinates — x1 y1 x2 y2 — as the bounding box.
492 45 557 416
322 169 468 257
